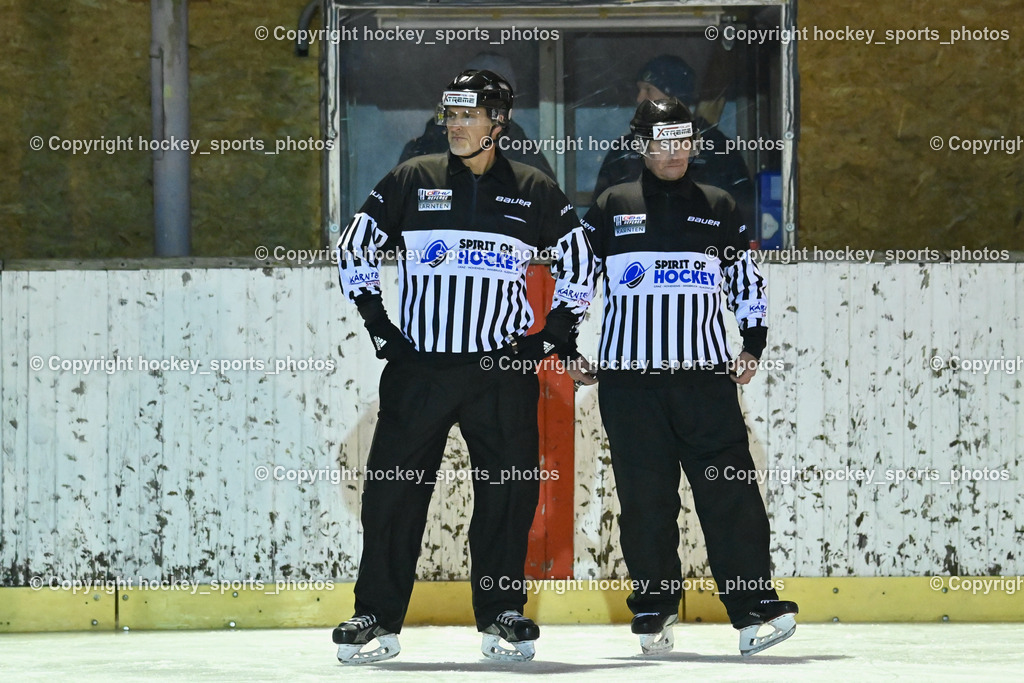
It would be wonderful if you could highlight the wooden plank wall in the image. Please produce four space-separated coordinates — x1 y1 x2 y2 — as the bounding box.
1 263 1022 584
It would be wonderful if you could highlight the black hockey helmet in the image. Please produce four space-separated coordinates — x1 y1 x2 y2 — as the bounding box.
436 69 514 127
630 97 701 156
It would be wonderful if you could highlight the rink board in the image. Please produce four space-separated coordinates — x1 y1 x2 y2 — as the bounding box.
3 263 1023 587
0 586 117 632
2 578 1023 632
3 263 1024 635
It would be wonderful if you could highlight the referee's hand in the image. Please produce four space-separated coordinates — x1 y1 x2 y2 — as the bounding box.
566 356 598 388
364 317 415 361
729 351 758 385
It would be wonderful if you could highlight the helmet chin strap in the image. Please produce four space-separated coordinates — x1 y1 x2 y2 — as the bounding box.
454 122 504 160
456 143 490 160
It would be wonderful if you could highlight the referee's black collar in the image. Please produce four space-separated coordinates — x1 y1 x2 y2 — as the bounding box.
447 149 516 185
641 167 697 198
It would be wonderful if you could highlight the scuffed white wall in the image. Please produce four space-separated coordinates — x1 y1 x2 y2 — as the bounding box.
1 263 1021 585
575 263 1023 578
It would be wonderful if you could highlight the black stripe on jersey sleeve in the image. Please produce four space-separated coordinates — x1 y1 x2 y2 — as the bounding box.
698 293 712 361
398 260 411 331
601 289 617 363
713 304 730 361
706 293 725 362
495 280 517 346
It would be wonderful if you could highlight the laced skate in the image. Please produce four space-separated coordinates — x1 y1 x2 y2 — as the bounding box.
735 600 798 656
631 612 678 655
332 614 400 664
480 610 540 661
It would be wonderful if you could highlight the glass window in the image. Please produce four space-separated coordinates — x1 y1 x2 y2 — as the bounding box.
326 4 789 246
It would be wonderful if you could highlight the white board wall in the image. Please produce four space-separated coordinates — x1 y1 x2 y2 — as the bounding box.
1 263 1020 584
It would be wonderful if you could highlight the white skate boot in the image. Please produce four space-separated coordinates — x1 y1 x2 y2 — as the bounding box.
480 610 540 661
735 600 798 656
332 614 401 664
631 612 678 655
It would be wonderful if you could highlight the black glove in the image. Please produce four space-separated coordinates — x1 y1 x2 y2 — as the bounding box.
510 328 562 363
557 332 582 363
365 317 414 361
357 297 414 361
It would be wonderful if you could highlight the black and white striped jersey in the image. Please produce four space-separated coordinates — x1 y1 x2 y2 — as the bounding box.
582 169 767 372
337 151 596 354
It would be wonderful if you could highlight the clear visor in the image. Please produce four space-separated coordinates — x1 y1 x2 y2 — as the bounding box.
643 137 696 157
435 104 504 127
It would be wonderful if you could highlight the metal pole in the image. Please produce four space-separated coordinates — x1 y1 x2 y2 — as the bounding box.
781 0 798 249
150 0 191 257
322 3 343 249
295 0 322 57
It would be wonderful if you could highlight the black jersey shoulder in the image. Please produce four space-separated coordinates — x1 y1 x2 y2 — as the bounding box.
596 177 644 204
592 178 645 222
391 152 450 185
692 181 739 218
505 157 561 193
501 157 578 220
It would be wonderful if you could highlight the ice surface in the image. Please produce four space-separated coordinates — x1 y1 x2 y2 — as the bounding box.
1 623 1022 681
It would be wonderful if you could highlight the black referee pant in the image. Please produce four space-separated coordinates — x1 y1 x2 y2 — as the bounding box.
598 371 779 625
353 355 540 633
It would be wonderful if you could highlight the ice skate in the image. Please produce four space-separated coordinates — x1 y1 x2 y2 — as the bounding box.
631 612 678 655
480 610 540 661
332 614 400 664
735 600 798 656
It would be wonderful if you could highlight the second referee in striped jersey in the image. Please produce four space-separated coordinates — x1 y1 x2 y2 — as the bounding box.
574 98 797 656
332 69 595 663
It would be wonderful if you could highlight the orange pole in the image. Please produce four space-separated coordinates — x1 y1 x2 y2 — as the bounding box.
524 265 576 579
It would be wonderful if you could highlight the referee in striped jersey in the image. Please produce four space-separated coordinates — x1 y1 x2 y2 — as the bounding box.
572 98 797 655
332 69 595 662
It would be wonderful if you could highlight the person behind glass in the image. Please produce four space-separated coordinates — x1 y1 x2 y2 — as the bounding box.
332 68 595 665
593 54 755 228
570 98 797 657
398 53 556 179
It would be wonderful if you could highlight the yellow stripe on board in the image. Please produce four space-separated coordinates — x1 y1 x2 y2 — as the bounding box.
0 586 117 632
1 577 1021 632
683 577 1024 623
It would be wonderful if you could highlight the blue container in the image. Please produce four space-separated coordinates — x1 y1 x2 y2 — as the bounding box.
757 170 784 249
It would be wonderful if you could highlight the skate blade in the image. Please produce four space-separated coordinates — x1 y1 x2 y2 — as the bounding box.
638 625 675 655
336 635 401 664
739 614 796 657
481 633 536 662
